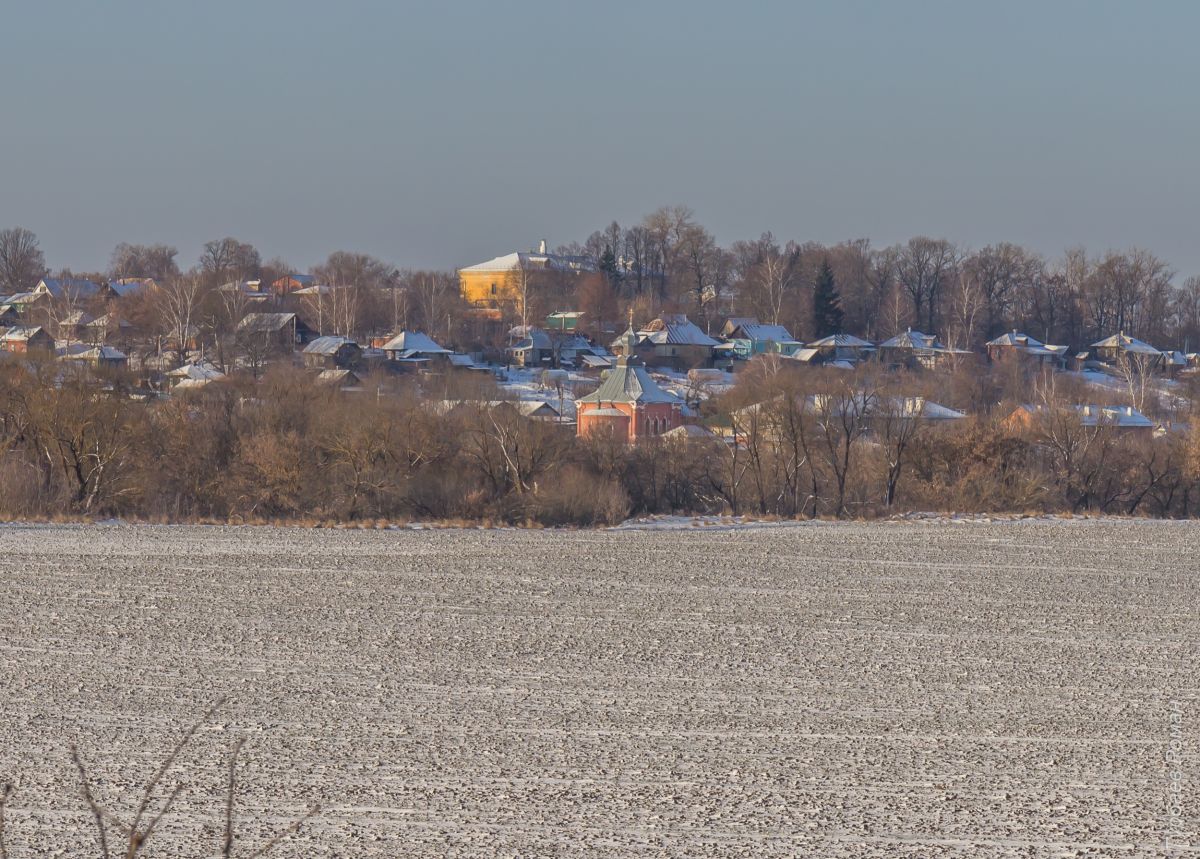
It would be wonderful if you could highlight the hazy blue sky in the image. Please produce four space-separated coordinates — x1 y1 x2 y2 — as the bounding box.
3 1 1199 276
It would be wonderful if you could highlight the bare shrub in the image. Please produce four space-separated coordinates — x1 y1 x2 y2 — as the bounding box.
531 466 630 526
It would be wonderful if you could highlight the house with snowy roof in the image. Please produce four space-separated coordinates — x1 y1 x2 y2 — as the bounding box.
877 328 970 370
611 313 719 371
237 312 316 348
1005 403 1156 435
720 318 803 357
59 345 128 371
806 333 875 365
459 240 594 312
1086 332 1164 370
33 278 103 302
0 326 54 354
576 328 684 441
985 330 1068 369
302 335 361 370
167 361 225 391
380 330 451 363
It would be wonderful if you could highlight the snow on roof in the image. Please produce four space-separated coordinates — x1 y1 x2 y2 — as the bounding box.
807 333 874 348
638 314 720 347
732 322 795 343
662 423 717 440
0 325 47 342
580 354 612 369
460 250 595 274
56 342 91 357
381 330 450 354
303 335 358 355
218 280 267 296
586 407 627 418
507 326 553 351
58 310 96 326
238 312 296 332
878 329 943 350
909 399 966 420
577 355 682 406
316 368 361 386
62 345 127 362
1089 332 1162 355
36 278 101 298
720 317 760 337
789 348 821 363
168 362 225 381
986 330 1045 348
447 353 476 367
1018 402 1155 428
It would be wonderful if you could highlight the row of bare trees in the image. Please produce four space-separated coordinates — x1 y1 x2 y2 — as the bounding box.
1 359 1199 524
8 219 1200 360
560 212 1200 350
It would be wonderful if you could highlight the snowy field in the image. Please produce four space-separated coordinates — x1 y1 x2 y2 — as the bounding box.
0 521 1196 856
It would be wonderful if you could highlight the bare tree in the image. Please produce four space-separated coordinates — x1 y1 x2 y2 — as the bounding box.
200 238 261 285
157 274 206 361
1115 350 1158 413
0 227 47 294
109 243 180 282
894 237 959 332
811 374 875 517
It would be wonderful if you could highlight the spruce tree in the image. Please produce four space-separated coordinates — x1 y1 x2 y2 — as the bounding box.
812 258 843 337
599 244 620 286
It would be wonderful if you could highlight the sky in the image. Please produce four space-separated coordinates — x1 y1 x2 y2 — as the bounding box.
2 0 1199 277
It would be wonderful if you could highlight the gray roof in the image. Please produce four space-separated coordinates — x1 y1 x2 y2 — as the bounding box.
638 314 720 347
381 331 450 354
577 354 682 406
1090 332 1162 355
303 335 358 355
878 329 943 350
1018 403 1155 428
0 325 48 342
987 330 1044 348
727 322 795 343
63 345 127 362
807 333 874 348
238 312 296 333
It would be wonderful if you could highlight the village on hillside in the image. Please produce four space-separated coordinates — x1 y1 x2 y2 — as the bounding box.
1 226 1199 522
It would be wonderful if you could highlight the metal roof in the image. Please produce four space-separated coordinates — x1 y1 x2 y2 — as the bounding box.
381 331 450 354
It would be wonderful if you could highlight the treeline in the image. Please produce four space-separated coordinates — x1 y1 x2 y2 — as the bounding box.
2 360 1198 525
560 209 1200 350
5 213 1200 359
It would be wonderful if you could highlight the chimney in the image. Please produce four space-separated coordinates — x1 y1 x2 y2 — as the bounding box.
538 239 547 254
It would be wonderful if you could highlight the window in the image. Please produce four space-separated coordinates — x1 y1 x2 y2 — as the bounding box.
490 283 497 295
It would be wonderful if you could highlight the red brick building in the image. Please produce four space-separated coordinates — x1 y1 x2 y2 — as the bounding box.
576 328 683 442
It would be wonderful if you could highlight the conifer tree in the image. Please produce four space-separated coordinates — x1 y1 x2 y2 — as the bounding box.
812 258 844 337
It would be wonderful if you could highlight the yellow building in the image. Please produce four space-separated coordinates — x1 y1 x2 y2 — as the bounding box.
458 241 593 313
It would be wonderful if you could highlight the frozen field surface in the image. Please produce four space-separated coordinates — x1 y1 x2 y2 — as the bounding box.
0 520 1196 857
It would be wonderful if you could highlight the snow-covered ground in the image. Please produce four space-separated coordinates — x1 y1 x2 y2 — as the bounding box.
0 522 1196 856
